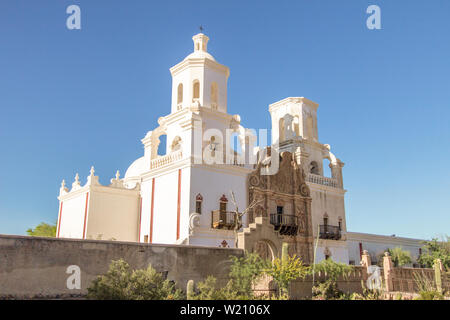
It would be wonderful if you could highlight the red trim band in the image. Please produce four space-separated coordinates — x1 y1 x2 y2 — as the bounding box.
57 202 63 238
82 192 89 239
150 178 155 243
138 197 142 242
176 169 182 240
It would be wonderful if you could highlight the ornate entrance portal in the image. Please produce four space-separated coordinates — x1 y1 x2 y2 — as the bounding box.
238 151 314 264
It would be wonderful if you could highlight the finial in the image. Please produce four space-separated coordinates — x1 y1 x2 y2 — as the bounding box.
74 173 79 183
115 170 120 180
90 166 95 176
199 25 204 33
61 179 66 188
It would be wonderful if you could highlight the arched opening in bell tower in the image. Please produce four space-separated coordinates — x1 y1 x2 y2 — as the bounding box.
193 80 200 101
177 83 183 109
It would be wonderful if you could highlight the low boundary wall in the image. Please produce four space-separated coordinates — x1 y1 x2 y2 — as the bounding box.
0 235 243 298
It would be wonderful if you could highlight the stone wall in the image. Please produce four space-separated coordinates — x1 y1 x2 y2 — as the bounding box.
0 235 243 298
288 266 366 299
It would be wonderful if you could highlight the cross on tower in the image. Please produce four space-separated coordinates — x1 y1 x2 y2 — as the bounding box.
199 25 204 33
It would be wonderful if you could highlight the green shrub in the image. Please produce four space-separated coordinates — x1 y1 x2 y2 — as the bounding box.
87 259 184 300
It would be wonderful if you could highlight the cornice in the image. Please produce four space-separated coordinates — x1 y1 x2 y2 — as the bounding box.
346 231 425 246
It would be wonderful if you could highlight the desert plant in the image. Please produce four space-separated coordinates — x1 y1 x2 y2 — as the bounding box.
186 280 195 300
191 276 240 300
413 270 444 300
311 259 353 300
265 244 309 298
228 252 268 298
388 247 412 267
87 259 183 300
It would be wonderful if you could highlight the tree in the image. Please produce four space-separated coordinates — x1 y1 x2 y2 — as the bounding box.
229 190 262 248
265 244 309 297
26 222 56 237
418 236 450 270
388 247 412 267
228 252 268 298
87 259 183 300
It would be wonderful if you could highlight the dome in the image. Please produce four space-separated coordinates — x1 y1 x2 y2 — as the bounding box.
124 156 146 179
184 50 216 62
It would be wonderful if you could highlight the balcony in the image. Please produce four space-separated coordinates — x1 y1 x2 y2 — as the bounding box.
211 211 241 230
269 214 299 236
319 225 341 240
307 173 341 189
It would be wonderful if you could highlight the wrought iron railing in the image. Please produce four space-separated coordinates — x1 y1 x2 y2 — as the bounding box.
319 224 341 240
211 211 240 230
269 214 299 236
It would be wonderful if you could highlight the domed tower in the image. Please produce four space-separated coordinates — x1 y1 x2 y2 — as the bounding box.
169 33 230 113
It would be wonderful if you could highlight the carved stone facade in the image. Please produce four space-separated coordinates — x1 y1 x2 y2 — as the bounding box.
243 151 314 264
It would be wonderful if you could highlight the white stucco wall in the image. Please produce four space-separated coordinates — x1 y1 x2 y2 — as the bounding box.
58 192 87 239
347 232 424 266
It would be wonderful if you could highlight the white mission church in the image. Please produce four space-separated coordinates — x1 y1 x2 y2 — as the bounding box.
56 33 424 266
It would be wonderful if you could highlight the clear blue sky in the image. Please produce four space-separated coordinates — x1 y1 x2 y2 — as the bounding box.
0 0 449 239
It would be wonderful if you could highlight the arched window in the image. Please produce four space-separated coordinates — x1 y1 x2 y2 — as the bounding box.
211 82 218 110
219 194 228 213
279 118 285 142
310 161 319 175
294 116 300 137
306 116 314 139
193 80 200 100
177 83 183 109
195 194 203 214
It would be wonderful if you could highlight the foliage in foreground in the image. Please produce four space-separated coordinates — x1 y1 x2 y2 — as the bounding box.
266 254 309 296
413 270 445 300
387 247 412 267
311 259 353 300
87 259 184 300
26 222 56 237
418 237 450 270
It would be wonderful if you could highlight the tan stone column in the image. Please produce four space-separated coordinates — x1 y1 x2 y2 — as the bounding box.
360 250 371 281
383 252 394 292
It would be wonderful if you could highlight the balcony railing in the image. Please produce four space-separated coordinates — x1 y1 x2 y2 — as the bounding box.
319 225 341 240
269 214 299 236
150 151 183 170
211 211 241 230
307 173 340 189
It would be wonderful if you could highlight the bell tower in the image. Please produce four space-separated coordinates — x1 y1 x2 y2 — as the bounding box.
169 33 230 114
269 97 319 147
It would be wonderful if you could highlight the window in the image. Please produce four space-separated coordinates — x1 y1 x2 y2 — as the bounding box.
279 118 285 142
294 116 300 136
211 82 218 109
219 194 228 213
195 194 203 214
338 219 342 231
193 80 200 100
177 83 183 108
276 206 283 214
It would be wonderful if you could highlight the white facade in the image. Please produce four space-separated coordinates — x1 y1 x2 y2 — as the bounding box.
56 32 425 263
